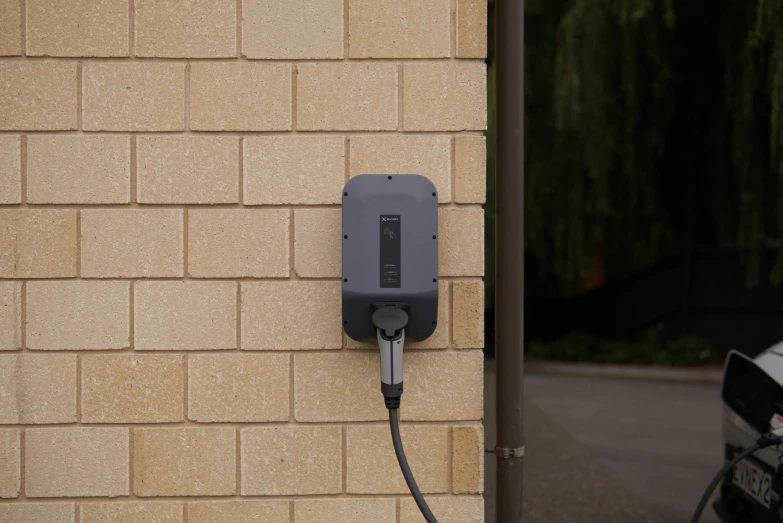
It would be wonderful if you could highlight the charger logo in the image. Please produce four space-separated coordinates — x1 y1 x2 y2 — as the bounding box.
383 227 397 240
381 216 400 222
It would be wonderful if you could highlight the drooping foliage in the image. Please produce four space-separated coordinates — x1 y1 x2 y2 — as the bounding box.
493 0 783 299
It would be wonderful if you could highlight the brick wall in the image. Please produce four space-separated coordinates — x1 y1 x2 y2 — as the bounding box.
0 1 487 521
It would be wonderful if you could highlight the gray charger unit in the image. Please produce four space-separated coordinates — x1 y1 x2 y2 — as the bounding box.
341 174 439 342
340 173 441 523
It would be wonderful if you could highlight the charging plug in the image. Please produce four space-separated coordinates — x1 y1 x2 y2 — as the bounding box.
372 305 408 409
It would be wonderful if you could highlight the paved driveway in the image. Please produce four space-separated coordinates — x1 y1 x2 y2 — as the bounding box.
484 361 723 522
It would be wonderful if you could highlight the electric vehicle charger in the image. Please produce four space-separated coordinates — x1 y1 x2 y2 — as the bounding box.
342 174 440 523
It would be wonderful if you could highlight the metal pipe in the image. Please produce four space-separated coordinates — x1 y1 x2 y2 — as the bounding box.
495 0 525 521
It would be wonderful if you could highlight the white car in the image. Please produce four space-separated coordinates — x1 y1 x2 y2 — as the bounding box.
712 344 783 522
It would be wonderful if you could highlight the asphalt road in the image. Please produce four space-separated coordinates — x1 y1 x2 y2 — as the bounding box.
484 361 724 522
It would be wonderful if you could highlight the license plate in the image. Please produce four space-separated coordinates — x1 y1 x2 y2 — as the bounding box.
732 457 773 509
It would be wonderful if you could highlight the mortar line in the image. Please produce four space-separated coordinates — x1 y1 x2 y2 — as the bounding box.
396 498 401 523
130 136 137 203
397 64 404 131
343 0 349 58
76 62 83 131
129 0 135 57
76 503 81 523
20 135 27 204
129 281 134 349
288 354 294 422
447 281 454 351
450 135 456 205
19 429 25 500
289 500 294 523
236 0 242 58
291 63 297 132
341 425 347 493
19 0 26 56
450 0 457 58
235 427 241 498
20 281 26 351
0 201 483 210
0 129 484 136
184 63 191 131
0 493 463 503
128 428 135 499
76 210 82 277
183 208 189 277
288 209 296 279
236 282 241 350
183 354 190 423
344 136 350 183
237 137 244 205
183 503 188 523
447 426 453 493
0 55 477 63
76 354 82 422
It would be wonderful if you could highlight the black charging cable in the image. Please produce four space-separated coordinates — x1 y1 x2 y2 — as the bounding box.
691 431 783 523
389 407 438 523
373 306 438 523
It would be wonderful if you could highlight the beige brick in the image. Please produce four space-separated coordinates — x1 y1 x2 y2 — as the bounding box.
82 355 184 423
188 210 289 278
347 424 448 494
135 281 236 351
82 502 182 523
26 428 129 497
439 208 484 277
27 0 128 57
402 352 483 421
0 504 75 523
136 0 235 57
0 354 77 424
189 354 289 422
294 209 341 277
243 0 343 59
0 282 21 351
83 63 185 131
297 63 397 131
189 501 289 523
137 136 238 204
404 62 486 131
242 282 341 350
454 136 486 203
346 281 449 349
0 210 77 278
190 63 291 131
0 1 21 56
453 280 484 349
452 425 483 493
134 428 235 496
244 136 344 205
241 426 341 495
349 136 451 202
27 136 130 204
295 499 395 523
0 136 21 203
457 0 487 58
349 0 449 58
0 429 20 498
400 496 483 523
294 353 386 422
27 281 129 351
0 62 77 130
81 210 183 278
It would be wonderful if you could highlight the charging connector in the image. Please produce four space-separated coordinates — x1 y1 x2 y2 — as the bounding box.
372 304 438 523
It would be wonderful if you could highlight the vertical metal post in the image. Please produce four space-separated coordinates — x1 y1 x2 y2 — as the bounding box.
495 0 525 521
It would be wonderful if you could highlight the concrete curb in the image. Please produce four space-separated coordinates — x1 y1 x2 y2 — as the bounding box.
526 361 723 384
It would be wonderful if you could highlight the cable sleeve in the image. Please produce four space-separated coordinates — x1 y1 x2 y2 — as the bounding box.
389 408 438 523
